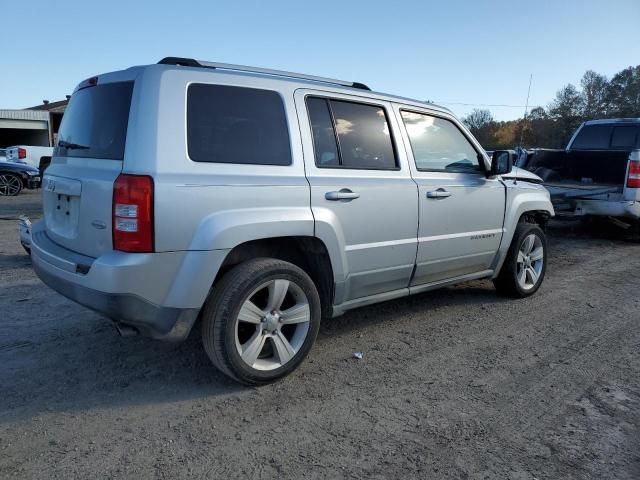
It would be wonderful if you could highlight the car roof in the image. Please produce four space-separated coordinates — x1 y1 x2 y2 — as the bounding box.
150 57 453 116
583 118 640 126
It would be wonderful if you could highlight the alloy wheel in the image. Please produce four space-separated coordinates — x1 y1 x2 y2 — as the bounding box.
234 279 311 371
516 233 544 290
0 175 22 196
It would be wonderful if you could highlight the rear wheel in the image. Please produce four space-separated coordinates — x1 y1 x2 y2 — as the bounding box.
0 174 23 196
201 258 321 385
494 223 547 297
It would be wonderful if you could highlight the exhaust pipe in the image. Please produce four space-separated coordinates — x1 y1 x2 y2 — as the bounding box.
114 323 139 337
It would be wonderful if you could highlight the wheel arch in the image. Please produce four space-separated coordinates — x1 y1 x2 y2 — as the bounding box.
492 188 554 277
213 236 336 319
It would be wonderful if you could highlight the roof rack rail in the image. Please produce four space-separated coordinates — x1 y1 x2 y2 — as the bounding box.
158 57 371 91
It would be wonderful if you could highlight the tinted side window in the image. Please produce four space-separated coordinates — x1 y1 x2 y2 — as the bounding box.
400 111 481 172
571 125 612 149
329 100 397 169
611 126 639 149
307 97 340 167
187 84 291 165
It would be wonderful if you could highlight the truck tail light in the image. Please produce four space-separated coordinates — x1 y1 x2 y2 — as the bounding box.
18 148 26 159
112 174 154 252
627 160 640 189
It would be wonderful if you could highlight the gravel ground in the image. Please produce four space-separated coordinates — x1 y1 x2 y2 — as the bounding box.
1 190 639 479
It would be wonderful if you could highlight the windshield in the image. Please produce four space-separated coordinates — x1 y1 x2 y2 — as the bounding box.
54 81 133 160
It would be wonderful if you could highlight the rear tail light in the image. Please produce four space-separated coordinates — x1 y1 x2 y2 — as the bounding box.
112 174 154 252
627 160 640 188
18 148 26 159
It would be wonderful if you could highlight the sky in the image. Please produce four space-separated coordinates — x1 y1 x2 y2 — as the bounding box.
1 0 638 121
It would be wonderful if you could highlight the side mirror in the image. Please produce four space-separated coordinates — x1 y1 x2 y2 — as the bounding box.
490 150 515 176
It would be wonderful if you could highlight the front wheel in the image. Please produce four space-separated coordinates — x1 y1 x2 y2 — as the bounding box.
0 174 23 196
493 223 547 298
201 258 321 385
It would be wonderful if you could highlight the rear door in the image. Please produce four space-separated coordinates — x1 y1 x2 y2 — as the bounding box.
395 106 505 285
295 90 418 302
43 74 137 258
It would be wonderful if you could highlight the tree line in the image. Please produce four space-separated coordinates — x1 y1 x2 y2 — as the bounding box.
462 65 640 150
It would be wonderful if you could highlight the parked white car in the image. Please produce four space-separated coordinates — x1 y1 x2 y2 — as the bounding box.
5 145 53 172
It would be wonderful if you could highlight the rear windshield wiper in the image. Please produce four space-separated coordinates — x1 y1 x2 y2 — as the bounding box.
57 140 90 150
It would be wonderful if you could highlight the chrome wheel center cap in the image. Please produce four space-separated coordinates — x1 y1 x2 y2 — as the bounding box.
263 312 280 333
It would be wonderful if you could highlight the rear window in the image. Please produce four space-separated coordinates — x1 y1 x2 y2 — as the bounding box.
571 125 612 149
611 126 639 148
187 84 292 165
54 81 133 160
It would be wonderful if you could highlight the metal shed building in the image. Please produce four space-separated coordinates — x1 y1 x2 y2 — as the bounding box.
0 109 51 148
0 99 68 148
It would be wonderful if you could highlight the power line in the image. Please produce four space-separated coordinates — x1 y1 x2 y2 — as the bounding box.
429 101 543 109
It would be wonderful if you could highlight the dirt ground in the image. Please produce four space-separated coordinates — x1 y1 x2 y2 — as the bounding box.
1 190 639 479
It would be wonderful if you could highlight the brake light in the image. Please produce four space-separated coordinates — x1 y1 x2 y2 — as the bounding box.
627 160 640 189
18 148 26 159
112 174 154 252
74 76 98 92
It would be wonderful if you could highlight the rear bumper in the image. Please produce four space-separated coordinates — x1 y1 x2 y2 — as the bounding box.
568 199 640 220
33 262 199 340
30 221 229 341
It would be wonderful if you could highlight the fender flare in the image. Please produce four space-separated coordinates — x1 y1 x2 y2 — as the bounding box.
179 206 347 305
492 187 554 276
188 207 315 251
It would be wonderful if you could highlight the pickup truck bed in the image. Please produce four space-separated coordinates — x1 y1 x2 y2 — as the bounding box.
544 182 622 213
519 117 640 223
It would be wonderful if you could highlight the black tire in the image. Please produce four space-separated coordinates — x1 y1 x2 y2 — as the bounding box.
632 220 640 242
22 245 31 256
39 156 51 178
201 258 321 385
493 223 547 298
0 173 23 196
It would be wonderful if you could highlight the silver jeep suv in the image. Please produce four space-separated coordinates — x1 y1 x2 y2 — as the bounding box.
31 58 554 384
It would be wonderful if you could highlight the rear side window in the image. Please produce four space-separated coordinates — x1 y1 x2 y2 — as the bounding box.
611 126 639 149
400 110 481 173
571 125 612 149
55 82 133 160
187 84 292 165
307 98 340 167
306 97 397 170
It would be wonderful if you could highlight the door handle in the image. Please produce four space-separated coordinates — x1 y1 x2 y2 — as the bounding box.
426 189 452 199
325 189 360 201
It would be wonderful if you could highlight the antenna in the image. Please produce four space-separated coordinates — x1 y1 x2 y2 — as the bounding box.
519 74 533 147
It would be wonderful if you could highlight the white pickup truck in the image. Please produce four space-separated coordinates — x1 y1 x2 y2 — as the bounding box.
519 119 640 229
5 145 54 173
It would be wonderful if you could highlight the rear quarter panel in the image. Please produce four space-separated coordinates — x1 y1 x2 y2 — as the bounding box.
133 66 314 253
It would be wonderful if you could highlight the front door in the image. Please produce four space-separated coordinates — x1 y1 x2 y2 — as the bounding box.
295 90 419 302
395 107 506 285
